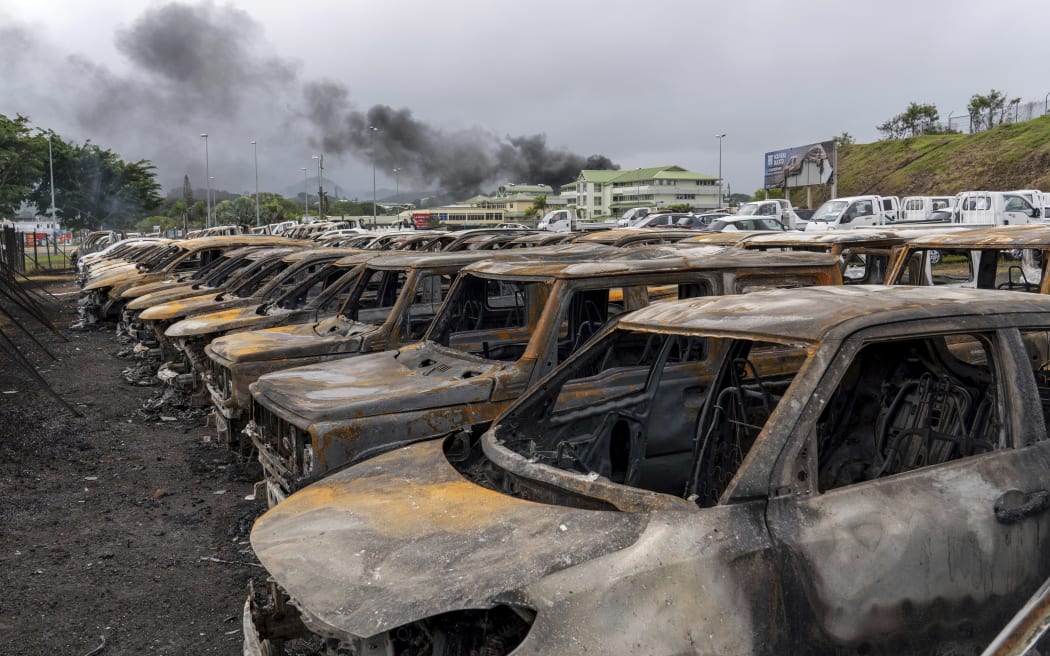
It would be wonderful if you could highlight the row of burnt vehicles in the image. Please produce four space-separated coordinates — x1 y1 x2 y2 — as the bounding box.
77 225 1050 655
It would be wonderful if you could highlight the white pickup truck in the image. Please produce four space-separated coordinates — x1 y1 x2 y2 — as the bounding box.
736 199 805 230
900 196 954 221
805 195 896 231
537 209 616 232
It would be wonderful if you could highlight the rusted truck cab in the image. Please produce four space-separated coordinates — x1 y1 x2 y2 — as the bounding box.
247 248 841 506
249 286 1050 655
204 251 498 448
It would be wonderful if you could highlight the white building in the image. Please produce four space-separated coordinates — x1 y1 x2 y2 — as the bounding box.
562 165 720 219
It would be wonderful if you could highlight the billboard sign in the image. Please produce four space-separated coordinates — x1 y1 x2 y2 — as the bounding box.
764 140 835 189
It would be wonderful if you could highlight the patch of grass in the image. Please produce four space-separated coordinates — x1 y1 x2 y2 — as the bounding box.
839 118 1050 197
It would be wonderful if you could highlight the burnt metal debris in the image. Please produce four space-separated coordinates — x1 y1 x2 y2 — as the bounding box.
66 224 1050 654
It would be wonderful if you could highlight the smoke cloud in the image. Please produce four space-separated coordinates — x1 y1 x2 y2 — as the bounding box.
304 81 618 198
0 1 617 199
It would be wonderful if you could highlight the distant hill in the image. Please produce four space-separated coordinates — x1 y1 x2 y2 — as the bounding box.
787 115 1050 207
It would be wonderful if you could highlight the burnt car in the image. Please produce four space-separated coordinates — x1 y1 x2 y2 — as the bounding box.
887 225 1050 292
740 229 909 284
249 285 1050 655
120 246 303 345
573 228 701 248
132 247 317 357
206 245 616 449
78 235 293 324
159 249 374 395
247 247 841 505
205 250 497 447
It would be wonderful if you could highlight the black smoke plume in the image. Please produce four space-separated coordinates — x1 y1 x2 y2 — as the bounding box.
305 81 618 198
1 1 618 198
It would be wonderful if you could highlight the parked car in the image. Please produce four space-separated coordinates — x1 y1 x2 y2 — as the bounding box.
660 212 728 229
705 216 788 232
633 212 691 228
248 285 1050 655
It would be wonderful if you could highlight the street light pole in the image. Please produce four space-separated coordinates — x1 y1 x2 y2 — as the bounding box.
46 133 56 225
715 133 726 209
200 133 211 228
369 126 379 228
312 154 325 221
301 167 309 220
1045 91 1050 116
392 167 401 224
251 140 260 227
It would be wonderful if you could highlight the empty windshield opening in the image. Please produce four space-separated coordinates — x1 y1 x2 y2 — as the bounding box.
429 275 546 362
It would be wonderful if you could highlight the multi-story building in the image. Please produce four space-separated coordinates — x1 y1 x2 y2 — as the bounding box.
566 165 720 219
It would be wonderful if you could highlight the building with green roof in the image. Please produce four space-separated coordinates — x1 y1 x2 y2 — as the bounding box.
561 165 719 219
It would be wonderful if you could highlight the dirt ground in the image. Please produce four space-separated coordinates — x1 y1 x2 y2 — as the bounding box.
0 274 266 655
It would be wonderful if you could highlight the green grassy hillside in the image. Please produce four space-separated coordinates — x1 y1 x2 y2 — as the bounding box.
839 115 1050 196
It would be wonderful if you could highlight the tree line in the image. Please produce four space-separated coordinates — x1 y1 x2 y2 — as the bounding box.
877 90 1029 140
0 113 162 231
0 112 389 234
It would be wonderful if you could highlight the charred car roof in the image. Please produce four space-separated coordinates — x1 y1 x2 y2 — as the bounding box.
741 230 907 247
676 230 765 245
897 224 1050 248
279 247 363 264
620 284 1050 344
460 247 839 281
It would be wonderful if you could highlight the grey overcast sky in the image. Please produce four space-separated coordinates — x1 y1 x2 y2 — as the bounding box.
2 0 1049 200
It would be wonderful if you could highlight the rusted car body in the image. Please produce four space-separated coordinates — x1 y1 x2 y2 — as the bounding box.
249 285 1050 655
206 245 615 448
161 249 376 393
118 246 302 342
573 228 700 247
676 230 764 246
132 247 317 355
204 250 498 447
247 247 841 506
887 225 1050 292
502 232 575 248
78 236 292 323
740 230 908 284
76 238 170 282
76 239 172 286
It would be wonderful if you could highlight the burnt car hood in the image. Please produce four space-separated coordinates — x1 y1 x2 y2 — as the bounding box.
82 268 154 292
208 319 377 364
140 294 256 322
165 305 284 338
121 277 191 301
251 438 647 639
250 343 501 423
126 284 215 310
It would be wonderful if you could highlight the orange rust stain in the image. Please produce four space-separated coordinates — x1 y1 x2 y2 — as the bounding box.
266 473 523 539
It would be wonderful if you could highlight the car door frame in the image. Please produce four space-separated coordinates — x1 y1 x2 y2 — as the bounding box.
758 317 1050 652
